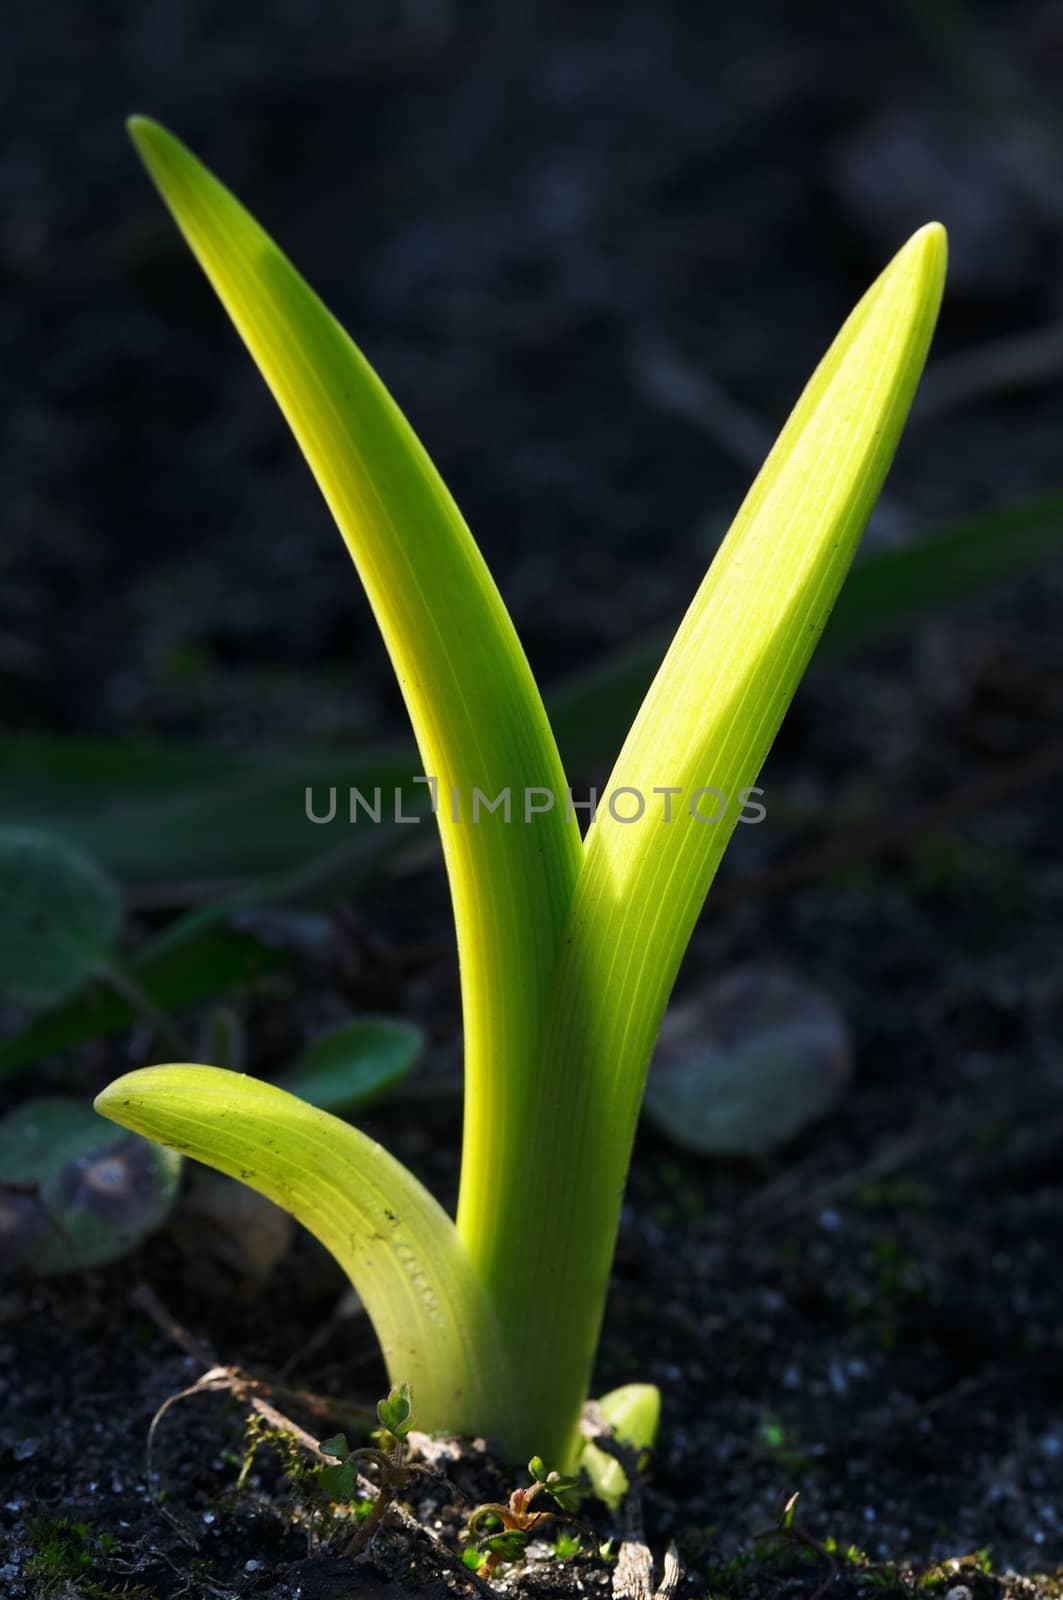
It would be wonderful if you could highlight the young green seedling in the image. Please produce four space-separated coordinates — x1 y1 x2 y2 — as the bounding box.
466 1457 587 1581
318 1383 415 1555
95 116 946 1468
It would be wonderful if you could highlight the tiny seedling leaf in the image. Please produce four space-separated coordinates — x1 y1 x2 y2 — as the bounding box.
377 1381 412 1436
319 1462 356 1501
319 1435 348 1460
480 1530 529 1562
0 828 122 1008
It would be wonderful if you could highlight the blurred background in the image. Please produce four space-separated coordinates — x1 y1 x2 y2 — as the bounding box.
4 0 1063 748
2 0 1063 1583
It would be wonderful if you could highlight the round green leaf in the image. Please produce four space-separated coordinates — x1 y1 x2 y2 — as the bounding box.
0 1096 181 1275
276 1018 422 1115
0 828 122 1007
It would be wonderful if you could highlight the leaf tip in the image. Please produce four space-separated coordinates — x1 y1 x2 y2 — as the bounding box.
126 114 165 154
93 1072 134 1124
93 1064 181 1125
126 116 190 194
899 220 948 303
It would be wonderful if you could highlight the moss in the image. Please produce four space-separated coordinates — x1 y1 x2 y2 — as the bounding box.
25 1515 150 1600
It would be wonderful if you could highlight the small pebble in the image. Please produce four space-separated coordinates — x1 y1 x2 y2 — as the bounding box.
944 1587 972 1600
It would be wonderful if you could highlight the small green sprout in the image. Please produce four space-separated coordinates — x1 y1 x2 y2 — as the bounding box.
95 116 946 1467
554 1529 582 1561
317 1383 415 1555
581 1382 660 1508
466 1456 588 1580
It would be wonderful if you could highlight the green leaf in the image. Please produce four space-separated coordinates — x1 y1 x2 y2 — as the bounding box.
545 1472 581 1493
490 223 947 1461
551 486 1063 773
820 487 1063 655
276 1019 422 1115
480 1530 529 1562
377 1382 412 1437
318 1434 348 1460
125 117 583 1288
93 1064 521 1444
580 1384 661 1510
319 1462 356 1501
0 1096 181 1274
0 828 122 1007
104 113 949 1472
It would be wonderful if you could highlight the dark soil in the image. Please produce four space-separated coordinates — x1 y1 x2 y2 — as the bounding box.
4 2 1063 1597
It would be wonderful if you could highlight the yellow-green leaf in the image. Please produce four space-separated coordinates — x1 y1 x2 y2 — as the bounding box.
125 117 583 1277
488 223 946 1459
94 1065 518 1440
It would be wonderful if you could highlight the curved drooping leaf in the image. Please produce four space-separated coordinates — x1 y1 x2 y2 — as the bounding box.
94 1064 520 1444
0 828 122 1008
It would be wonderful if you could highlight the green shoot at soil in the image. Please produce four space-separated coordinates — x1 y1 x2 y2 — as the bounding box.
95 115 946 1468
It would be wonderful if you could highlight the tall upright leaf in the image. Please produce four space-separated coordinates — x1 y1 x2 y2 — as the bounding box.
483 225 947 1458
126 119 583 1267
